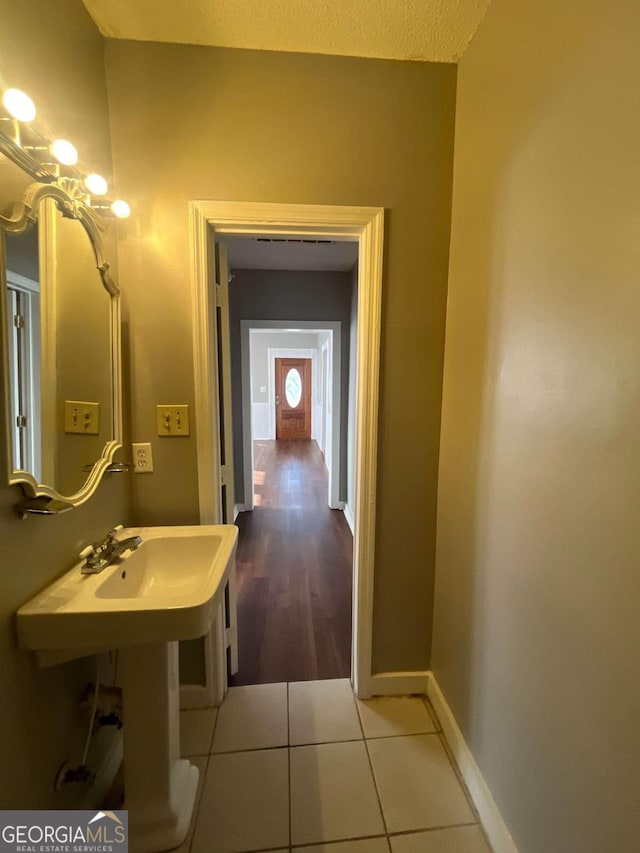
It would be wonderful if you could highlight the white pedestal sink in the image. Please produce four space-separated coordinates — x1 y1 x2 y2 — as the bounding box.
121 641 198 852
16 524 238 853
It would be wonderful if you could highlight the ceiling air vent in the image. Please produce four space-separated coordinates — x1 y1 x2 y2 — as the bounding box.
255 238 335 245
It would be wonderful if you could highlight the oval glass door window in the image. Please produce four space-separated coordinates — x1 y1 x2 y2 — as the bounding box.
285 368 302 408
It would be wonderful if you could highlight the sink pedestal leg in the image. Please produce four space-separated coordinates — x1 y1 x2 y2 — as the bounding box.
120 641 199 853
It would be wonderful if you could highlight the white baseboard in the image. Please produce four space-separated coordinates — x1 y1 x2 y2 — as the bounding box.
81 729 123 809
365 670 430 697
233 503 247 520
343 503 355 534
427 673 518 853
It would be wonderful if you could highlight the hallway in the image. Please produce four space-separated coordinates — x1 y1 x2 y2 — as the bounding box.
231 440 353 686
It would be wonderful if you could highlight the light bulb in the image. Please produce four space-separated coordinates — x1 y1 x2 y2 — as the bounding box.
85 173 108 196
110 200 131 219
3 88 36 122
50 139 78 166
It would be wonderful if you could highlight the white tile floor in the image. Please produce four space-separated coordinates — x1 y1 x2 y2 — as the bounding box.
179 679 492 853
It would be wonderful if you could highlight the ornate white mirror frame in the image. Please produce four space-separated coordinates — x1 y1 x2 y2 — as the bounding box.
0 178 122 516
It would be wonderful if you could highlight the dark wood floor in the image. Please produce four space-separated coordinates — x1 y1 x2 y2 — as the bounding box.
229 439 353 686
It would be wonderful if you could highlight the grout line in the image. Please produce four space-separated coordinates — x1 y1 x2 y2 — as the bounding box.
365 732 440 745
364 737 389 837
356 687 390 840
207 730 442 758
353 683 367 742
209 743 289 758
421 695 442 732
289 832 390 849
210 742 292 756
208 699 222 754
363 728 438 740
215 735 362 754
387 820 479 838
186 755 209 853
351 679 364 725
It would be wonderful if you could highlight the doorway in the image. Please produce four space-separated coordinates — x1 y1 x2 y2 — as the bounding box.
6 269 41 478
189 201 384 700
230 262 353 684
275 357 311 439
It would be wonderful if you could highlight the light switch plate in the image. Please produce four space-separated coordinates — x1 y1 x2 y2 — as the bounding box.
156 404 190 436
64 401 100 434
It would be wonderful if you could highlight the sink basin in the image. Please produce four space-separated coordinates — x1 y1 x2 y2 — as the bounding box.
17 524 238 658
95 535 226 600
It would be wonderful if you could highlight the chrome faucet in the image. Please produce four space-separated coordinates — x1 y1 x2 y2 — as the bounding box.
80 526 142 574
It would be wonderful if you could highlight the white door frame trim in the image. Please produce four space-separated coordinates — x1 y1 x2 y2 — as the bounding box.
189 200 384 697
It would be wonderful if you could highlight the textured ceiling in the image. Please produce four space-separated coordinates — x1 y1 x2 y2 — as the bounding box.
81 0 491 63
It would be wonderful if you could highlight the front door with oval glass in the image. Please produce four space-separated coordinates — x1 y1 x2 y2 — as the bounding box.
275 357 311 440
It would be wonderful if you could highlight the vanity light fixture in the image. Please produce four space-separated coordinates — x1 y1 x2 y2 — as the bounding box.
0 94 131 219
85 173 108 196
110 200 131 219
2 88 36 122
50 138 78 166
92 199 132 219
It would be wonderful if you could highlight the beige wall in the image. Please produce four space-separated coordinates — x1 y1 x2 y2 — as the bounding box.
105 42 457 671
433 0 640 850
0 0 130 807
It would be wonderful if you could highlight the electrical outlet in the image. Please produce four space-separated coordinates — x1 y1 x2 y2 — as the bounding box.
132 442 154 473
64 401 100 434
156 404 190 436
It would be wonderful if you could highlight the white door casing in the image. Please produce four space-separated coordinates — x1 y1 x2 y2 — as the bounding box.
189 200 384 698
6 270 41 480
181 238 237 708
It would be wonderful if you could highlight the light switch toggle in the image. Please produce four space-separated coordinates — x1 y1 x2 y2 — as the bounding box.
156 404 190 436
64 401 100 434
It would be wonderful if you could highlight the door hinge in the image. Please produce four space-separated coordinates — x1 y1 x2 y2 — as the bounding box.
225 625 237 649
16 414 27 428
220 465 229 486
215 286 227 308
13 313 25 329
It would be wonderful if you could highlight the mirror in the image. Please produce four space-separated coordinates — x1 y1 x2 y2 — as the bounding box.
1 159 122 509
